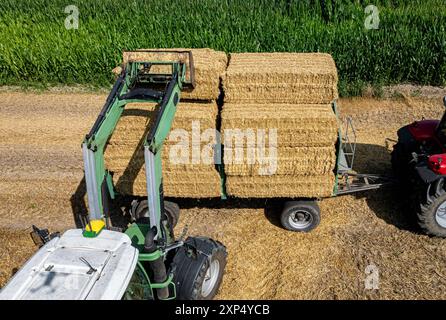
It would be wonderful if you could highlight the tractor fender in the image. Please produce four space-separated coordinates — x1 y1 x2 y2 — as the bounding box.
433 178 445 196
397 125 417 146
415 165 446 185
407 120 439 142
395 125 421 158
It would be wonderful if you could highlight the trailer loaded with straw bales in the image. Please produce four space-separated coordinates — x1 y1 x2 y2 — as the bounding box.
104 49 390 233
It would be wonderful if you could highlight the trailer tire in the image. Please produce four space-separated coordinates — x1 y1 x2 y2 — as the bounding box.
133 200 180 229
163 201 180 229
173 237 227 300
417 182 446 237
280 200 320 232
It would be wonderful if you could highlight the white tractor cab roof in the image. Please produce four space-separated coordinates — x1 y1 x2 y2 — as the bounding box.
0 229 138 300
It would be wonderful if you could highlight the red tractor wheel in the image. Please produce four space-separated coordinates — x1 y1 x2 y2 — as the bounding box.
417 180 446 237
391 142 412 181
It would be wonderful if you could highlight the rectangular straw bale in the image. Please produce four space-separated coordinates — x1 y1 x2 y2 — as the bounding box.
223 53 338 104
116 170 221 198
225 174 335 198
221 103 338 147
123 48 228 101
224 146 336 176
105 141 218 174
106 102 217 139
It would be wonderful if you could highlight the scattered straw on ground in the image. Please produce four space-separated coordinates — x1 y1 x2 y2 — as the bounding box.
0 228 38 287
226 174 335 198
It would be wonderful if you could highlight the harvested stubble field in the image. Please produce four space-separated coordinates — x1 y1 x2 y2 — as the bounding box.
1 90 446 299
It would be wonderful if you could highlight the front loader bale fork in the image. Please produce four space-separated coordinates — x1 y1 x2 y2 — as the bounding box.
80 51 227 300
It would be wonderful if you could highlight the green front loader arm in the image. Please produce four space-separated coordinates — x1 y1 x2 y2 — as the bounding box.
82 71 129 223
82 60 186 239
142 69 182 238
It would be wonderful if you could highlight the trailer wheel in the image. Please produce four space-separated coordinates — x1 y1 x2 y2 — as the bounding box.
417 183 446 237
280 201 320 232
163 201 180 229
173 237 227 300
132 200 180 229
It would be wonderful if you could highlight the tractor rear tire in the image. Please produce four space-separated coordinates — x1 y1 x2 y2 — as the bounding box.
417 184 446 237
173 237 227 300
280 200 320 232
391 142 409 180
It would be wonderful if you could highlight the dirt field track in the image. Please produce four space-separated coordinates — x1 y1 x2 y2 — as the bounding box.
1 90 446 299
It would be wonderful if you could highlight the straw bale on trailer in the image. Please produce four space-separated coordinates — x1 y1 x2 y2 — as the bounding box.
225 175 336 198
224 146 336 176
104 102 221 198
223 53 338 104
220 102 339 197
117 171 221 198
122 48 228 101
221 103 339 147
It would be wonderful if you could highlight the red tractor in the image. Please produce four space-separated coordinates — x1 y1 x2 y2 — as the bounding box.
392 96 446 237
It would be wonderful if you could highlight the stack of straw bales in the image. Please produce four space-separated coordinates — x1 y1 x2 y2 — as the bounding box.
221 53 339 198
105 102 222 198
106 48 227 198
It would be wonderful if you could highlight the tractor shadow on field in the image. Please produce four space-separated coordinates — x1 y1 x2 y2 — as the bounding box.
70 176 88 229
351 143 420 233
69 176 133 230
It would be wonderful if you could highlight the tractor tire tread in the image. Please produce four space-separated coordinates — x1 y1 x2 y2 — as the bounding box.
417 184 446 237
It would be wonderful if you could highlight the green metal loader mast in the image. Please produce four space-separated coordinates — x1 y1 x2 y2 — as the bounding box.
79 51 227 300
82 51 194 236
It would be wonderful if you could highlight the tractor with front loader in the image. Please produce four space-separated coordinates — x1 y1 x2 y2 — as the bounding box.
392 96 446 237
0 50 227 300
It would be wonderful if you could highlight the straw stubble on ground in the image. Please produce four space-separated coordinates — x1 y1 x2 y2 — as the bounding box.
1 91 446 299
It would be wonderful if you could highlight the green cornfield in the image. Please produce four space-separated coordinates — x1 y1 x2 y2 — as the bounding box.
0 0 445 96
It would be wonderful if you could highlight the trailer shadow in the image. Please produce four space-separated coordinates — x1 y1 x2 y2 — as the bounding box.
70 184 280 231
170 197 285 230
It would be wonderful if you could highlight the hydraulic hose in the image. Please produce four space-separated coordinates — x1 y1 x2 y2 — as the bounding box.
143 227 169 299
